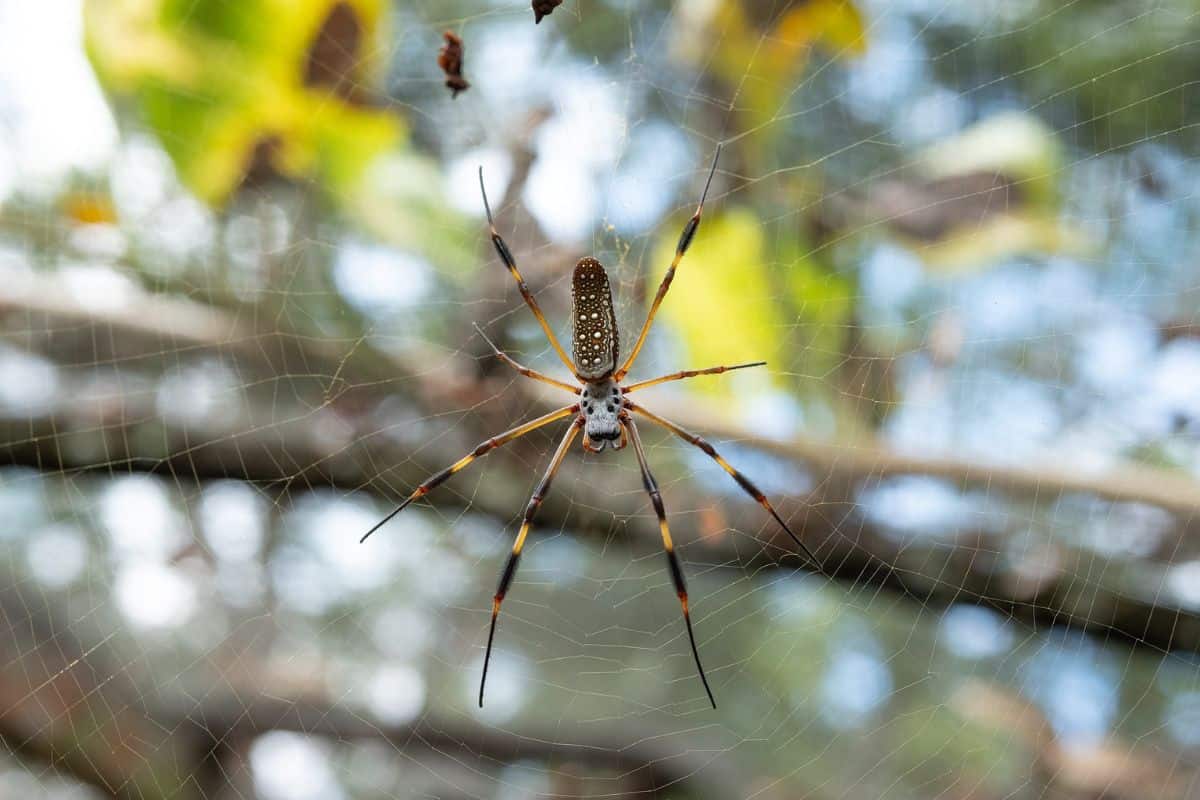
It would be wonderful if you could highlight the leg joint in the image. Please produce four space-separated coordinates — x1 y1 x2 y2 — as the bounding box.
732 471 760 497
665 551 688 596
649 490 666 519
495 552 521 599
425 466 455 489
676 215 700 255
522 497 543 520
492 235 515 268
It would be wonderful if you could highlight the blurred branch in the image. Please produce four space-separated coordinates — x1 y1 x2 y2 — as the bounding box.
1161 318 1200 344
0 582 187 799
2 263 1200 655
952 679 1194 799
0 261 397 385
5 262 1199 515
656 396 1200 519
0 580 780 800
171 693 772 800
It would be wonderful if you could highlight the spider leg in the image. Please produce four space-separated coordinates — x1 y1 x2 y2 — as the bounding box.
478 168 577 374
614 145 722 382
481 417 583 707
622 361 766 394
623 414 717 709
626 402 821 569
360 404 579 543
474 324 579 395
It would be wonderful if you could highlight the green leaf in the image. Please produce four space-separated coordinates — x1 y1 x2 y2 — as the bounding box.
651 209 852 399
860 112 1090 272
653 210 781 396
345 152 477 279
85 0 403 206
918 112 1061 209
674 0 867 141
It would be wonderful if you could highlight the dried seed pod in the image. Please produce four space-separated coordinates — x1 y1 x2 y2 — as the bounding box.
532 0 563 24
437 31 469 97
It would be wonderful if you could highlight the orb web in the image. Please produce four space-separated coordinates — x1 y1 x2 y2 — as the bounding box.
0 1 1198 798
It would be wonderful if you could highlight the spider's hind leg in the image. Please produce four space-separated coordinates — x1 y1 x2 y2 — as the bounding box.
481 417 583 707
626 401 821 569
623 414 716 708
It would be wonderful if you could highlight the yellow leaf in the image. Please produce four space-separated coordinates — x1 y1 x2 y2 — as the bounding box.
896 112 1089 271
919 112 1061 208
909 214 1093 273
651 209 783 395
60 192 119 226
701 1 867 86
687 0 867 150
85 0 403 206
772 0 868 64
84 0 199 88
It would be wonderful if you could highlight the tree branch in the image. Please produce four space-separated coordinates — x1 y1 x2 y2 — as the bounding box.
5 264 1197 516
2 263 1199 655
0 581 782 800
170 694 773 800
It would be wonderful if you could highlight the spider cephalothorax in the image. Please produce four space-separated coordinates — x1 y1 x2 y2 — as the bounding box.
361 145 821 710
580 377 623 450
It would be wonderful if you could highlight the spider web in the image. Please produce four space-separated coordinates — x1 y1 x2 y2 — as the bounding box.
1 0 1199 798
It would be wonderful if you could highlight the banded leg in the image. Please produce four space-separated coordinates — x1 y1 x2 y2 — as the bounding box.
627 402 821 568
478 169 576 374
614 145 722 381
474 324 579 395
481 418 584 707
360 404 579 543
624 415 717 709
622 361 766 394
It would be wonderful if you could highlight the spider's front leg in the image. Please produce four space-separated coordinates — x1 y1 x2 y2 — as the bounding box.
615 144 722 382
360 404 578 543
478 168 576 374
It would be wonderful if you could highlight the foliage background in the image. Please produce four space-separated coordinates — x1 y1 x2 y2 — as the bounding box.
1 0 1199 798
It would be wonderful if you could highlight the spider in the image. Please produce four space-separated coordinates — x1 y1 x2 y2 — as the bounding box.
361 145 819 708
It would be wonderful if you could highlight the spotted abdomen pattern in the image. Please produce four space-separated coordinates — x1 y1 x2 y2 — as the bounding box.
571 257 619 380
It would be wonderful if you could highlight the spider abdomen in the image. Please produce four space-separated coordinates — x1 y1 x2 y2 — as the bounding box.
571 257 619 380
